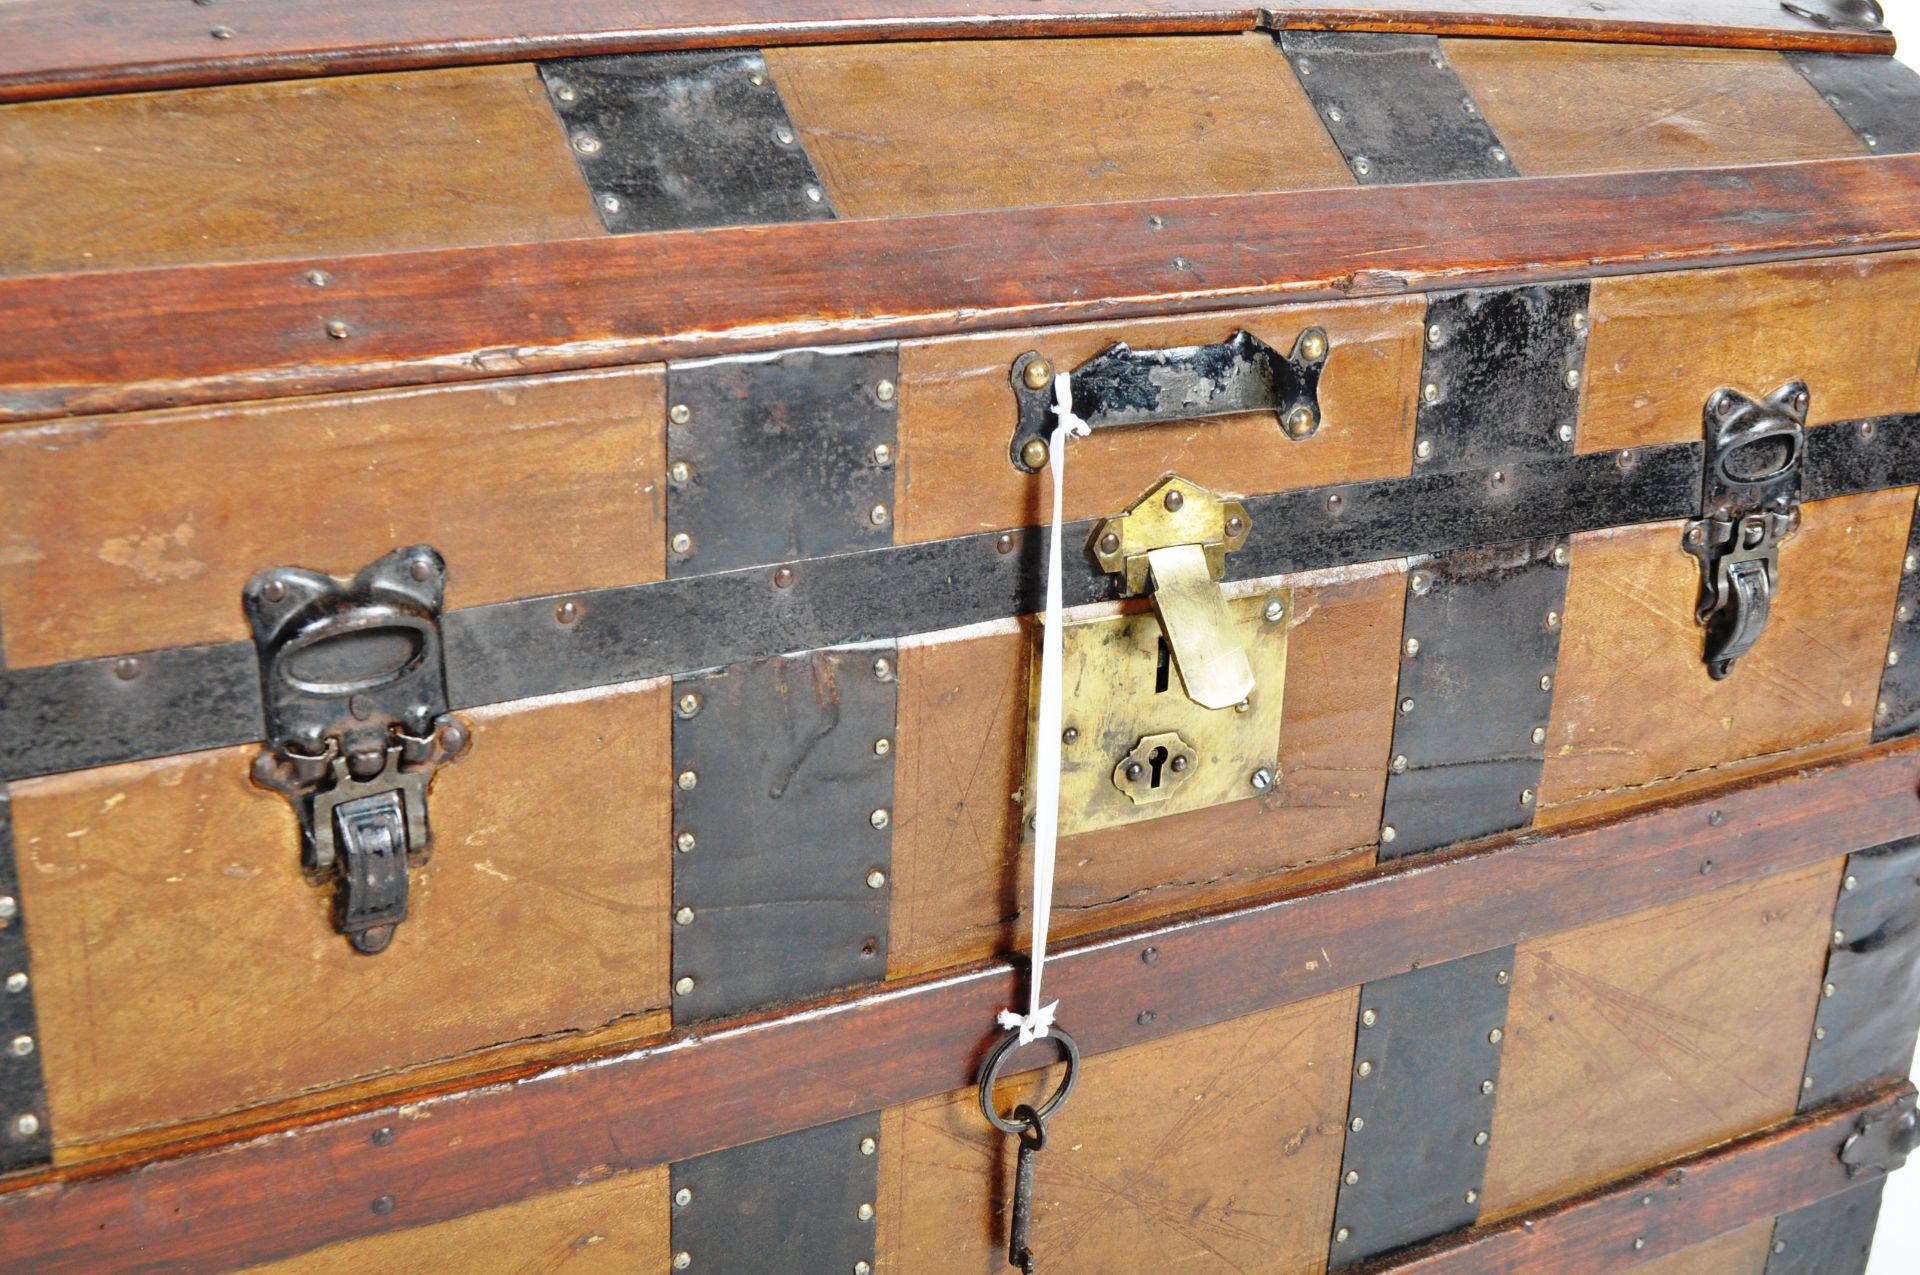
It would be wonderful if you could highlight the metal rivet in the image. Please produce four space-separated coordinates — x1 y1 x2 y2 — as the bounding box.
210 24 235 38
1774 1241 1788 1254
1357 1060 1373 1077
677 832 696 853
675 1188 693 1207
869 504 890 527
1475 1131 1490 1146
325 320 350 340
674 1253 692 1271
1834 930 1847 946
866 870 886 889
1137 1009 1156 1026
1571 311 1588 331
1142 947 1159 965
1825 982 1837 998
1491 147 1508 164
1539 675 1554 691
1350 1117 1366 1132
1301 330 1328 361
1565 369 1581 389
861 1136 878 1155
0 898 15 920
4 973 25 994
775 127 795 145
805 186 823 203
675 977 695 996
1381 824 1397 843
677 770 698 791
1250 768 1274 791
1327 107 1344 123
872 443 894 466
1488 1028 1504 1044
1414 437 1435 461
1557 423 1574 442
1519 789 1535 806
1020 437 1050 470
555 600 581 625
1845 874 1859 891
1633 1238 1646 1251
1285 405 1316 437
675 907 695 926
1481 1079 1495 1095
1337 1227 1352 1243
670 461 692 484
874 738 892 756
8 1036 33 1057
304 269 331 288
1405 638 1420 657
1906 553 1916 574
113 656 142 681
1263 598 1287 624
1426 323 1445 347
11 1113 39 1139
1491 469 1508 489
669 403 692 425
1466 1189 1480 1204
1392 754 1408 773
1399 697 1416 714
1551 545 1569 566
599 193 622 214
676 692 701 718
1531 727 1546 745
1362 1009 1378 1027
1816 1027 1828 1040
1546 610 1561 630
1345 1170 1360 1185
1410 571 1432 594
1865 134 1879 149
855 1263 873 1275
1353 157 1372 176
772 566 795 589
1023 358 1055 391
858 1203 876 1222
572 133 601 155
1326 492 1344 513
371 1126 395 1146
371 1195 395 1216
870 808 890 829
671 532 694 555
1164 488 1185 513
1496 970 1510 985
552 83 577 102
873 656 895 681
1422 382 1440 404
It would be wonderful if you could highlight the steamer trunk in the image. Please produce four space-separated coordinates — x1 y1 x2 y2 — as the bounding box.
2 3 1920 1272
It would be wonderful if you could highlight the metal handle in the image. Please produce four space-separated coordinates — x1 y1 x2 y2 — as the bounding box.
1008 328 1329 472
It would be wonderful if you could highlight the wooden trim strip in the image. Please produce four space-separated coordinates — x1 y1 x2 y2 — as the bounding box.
0 2 1885 106
4 154 1917 426
1369 1079 1915 1275
1 739 1916 1273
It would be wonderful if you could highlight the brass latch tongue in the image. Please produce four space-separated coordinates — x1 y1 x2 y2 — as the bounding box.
1092 476 1254 711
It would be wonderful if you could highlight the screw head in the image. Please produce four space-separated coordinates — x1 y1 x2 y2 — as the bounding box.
856 1263 873 1275
1362 1008 1378 1027
1557 423 1574 442
670 461 691 484
870 808 890 830
677 770 698 791
674 1253 692 1271
675 907 694 926
1520 789 1535 806
1489 1027 1505 1044
1481 1079 1496 1094
1565 368 1581 389
1551 545 1570 566
676 832 696 853
1326 106 1344 122
1410 571 1431 594
866 870 886 889
873 656 895 681
1354 157 1372 176
875 379 896 403
668 403 693 426
1572 311 1588 330
1415 438 1434 460
1466 1189 1480 1204
1400 697 1415 714
1020 438 1050 470
1023 358 1054 390
7 1035 32 1057
675 1188 693 1207
677 692 702 717
1426 323 1445 347
1300 329 1328 361
872 443 893 466
674 977 695 996
875 738 892 756
1475 1130 1490 1146
552 83 576 102
869 504 891 527
599 193 623 214
1496 969 1510 985
671 532 694 555
305 269 331 287
1264 598 1286 622
1250 768 1274 792
1531 726 1547 745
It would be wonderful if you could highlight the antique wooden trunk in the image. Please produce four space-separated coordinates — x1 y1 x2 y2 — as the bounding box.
4 2 1920 1272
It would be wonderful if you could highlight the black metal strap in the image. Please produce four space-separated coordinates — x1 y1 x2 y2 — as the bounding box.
0 789 51 1172
1 413 1916 785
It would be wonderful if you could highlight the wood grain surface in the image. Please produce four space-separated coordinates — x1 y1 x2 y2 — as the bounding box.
1446 40 1866 178
1539 490 1913 815
1480 859 1843 1219
888 563 1402 980
0 368 665 669
8 680 672 1153
895 297 1422 545
769 35 1351 218
886 992 1357 1274
5 153 1917 424
0 1 1884 106
0 65 596 279
237 1167 670 1275
1578 251 1920 454
1629 1222 1774 1275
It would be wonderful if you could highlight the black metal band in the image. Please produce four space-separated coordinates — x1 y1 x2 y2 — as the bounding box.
669 1113 880 1274
1786 51 1920 156
1801 837 1920 1109
0 789 51 1172
2 414 1916 785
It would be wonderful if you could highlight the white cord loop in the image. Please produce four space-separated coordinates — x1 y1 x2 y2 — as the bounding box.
996 372 1091 1047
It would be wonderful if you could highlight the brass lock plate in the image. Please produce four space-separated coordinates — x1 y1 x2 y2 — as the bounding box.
1035 589 1289 836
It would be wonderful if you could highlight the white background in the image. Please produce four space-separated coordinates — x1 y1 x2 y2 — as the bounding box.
1865 6 1916 1268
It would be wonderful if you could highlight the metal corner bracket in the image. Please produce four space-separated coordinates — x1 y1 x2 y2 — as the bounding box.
245 546 469 954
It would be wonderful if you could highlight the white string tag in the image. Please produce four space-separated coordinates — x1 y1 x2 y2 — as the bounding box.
996 373 1091 1048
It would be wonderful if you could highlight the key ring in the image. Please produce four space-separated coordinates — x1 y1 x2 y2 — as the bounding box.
977 1027 1081 1135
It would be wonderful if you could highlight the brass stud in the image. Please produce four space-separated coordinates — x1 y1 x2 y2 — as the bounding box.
1164 488 1185 512
1021 438 1050 470
1300 329 1328 361
1023 358 1054 390
1286 406 1316 437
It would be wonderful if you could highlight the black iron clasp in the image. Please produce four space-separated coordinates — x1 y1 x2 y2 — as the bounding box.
1008 328 1329 472
245 546 469 953
1683 382 1807 680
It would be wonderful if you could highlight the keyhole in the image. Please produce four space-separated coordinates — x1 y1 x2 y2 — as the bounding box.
1155 637 1171 694
1148 745 1168 789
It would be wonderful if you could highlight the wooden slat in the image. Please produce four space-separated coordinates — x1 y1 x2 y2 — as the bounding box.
1479 860 1842 1219
1445 40 1866 177
0 65 598 279
769 34 1351 218
4 153 1918 425
895 297 1422 546
0 368 665 670
885 991 1356 1273
1372 1082 1911 1275
8 680 672 1155
1628 1222 1775 1275
0 1 1884 107
1577 251 1920 455
1 738 1916 1274
889 563 1401 979
237 1167 670 1275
